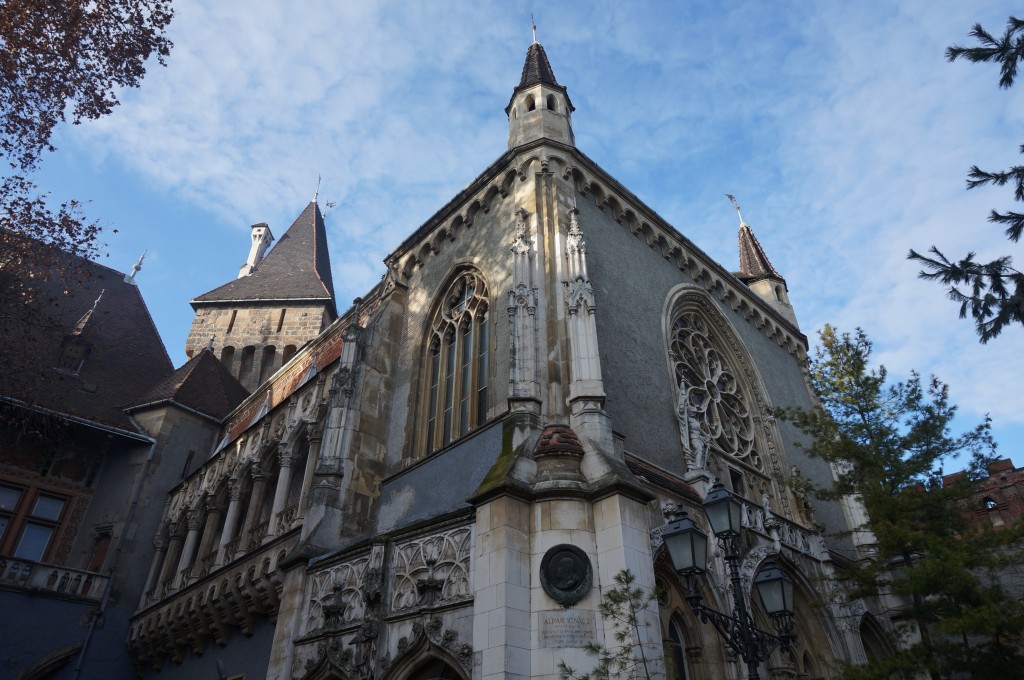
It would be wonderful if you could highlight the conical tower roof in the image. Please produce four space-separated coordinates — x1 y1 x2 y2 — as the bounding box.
518 42 560 89
737 222 784 284
192 201 336 314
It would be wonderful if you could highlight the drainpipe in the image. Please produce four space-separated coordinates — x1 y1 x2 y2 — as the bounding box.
72 433 157 679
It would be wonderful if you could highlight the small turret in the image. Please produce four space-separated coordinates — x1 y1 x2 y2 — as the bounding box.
506 31 575 149
238 223 274 278
728 196 799 328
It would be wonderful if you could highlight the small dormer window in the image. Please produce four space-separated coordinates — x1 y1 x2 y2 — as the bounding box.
546 94 557 111
57 337 90 374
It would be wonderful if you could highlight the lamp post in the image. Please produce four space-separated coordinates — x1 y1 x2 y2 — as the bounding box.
662 482 795 680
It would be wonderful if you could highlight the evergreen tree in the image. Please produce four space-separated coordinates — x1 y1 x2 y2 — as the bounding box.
908 16 1024 343
778 326 1024 679
559 570 663 680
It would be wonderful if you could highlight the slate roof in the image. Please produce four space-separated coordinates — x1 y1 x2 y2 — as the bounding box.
518 42 560 89
0 236 174 433
624 453 701 503
192 201 337 313
129 348 249 421
736 223 784 284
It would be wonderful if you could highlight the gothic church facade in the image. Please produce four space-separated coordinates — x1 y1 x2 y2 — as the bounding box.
119 41 889 680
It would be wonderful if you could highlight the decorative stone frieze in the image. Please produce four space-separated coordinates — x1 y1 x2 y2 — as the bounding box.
390 525 472 613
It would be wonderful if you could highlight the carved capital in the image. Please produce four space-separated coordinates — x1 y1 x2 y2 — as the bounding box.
304 420 322 444
249 462 266 481
185 510 202 532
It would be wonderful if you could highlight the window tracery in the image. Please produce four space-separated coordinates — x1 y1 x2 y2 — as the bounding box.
423 272 490 453
669 311 761 473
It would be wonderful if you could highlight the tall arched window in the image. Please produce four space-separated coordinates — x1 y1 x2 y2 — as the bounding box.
423 271 490 453
665 290 786 504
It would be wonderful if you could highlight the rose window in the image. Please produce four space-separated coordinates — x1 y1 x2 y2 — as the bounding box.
670 313 760 471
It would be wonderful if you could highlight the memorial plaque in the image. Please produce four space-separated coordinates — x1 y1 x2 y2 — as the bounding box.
540 609 598 648
540 544 592 606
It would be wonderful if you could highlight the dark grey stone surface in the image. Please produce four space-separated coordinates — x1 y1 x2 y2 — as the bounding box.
377 421 503 534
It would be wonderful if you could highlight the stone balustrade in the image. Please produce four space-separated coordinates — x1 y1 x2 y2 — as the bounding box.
738 496 822 558
249 520 269 547
0 557 108 602
128 531 298 670
199 550 217 578
276 502 299 531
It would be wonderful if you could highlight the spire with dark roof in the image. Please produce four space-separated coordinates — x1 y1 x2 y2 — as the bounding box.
737 223 783 283
727 197 783 283
192 201 337 314
517 42 560 91
506 39 575 148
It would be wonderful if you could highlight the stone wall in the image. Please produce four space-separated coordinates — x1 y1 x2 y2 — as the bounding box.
185 303 332 392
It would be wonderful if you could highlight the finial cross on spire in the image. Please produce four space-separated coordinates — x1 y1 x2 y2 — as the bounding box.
313 174 322 204
531 14 537 43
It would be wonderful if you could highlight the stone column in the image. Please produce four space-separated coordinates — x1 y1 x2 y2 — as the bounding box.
195 494 222 575
174 510 202 585
296 425 321 517
239 464 269 550
267 445 296 537
157 530 184 593
217 479 243 565
141 528 167 603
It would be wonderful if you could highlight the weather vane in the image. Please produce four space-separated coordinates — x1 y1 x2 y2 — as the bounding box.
725 194 746 227
531 14 537 43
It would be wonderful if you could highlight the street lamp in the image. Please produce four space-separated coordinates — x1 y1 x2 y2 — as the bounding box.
662 482 795 680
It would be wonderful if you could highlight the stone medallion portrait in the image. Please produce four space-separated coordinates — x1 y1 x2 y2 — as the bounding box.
540 544 592 607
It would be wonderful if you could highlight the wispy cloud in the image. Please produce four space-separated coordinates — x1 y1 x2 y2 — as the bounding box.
51 0 1023 451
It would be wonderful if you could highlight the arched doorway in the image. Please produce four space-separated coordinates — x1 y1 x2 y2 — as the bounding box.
405 656 463 679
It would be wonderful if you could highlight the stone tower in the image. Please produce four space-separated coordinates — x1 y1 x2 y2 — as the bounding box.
506 39 575 148
185 200 337 391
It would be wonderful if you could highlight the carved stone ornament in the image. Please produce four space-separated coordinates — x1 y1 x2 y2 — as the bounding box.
378 616 473 677
670 312 759 472
540 544 592 607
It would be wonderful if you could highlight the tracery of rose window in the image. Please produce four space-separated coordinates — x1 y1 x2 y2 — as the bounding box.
670 313 761 471
424 272 490 453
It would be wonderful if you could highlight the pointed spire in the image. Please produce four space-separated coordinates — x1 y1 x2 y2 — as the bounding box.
72 289 105 335
195 202 336 314
507 38 575 147
124 250 146 284
518 41 560 90
729 196 783 282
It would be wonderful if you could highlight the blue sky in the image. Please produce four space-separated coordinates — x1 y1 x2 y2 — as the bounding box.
36 1 1023 467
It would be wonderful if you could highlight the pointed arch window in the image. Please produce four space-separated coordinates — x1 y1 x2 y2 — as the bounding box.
424 272 490 453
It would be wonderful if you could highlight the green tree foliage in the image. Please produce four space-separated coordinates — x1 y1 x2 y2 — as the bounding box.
558 570 664 680
908 16 1024 343
778 326 1024 679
